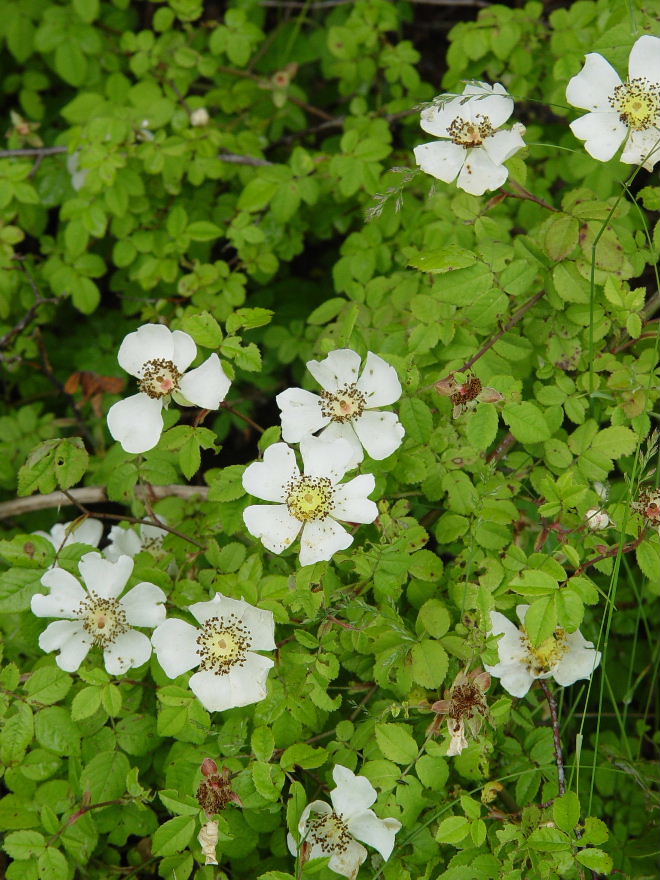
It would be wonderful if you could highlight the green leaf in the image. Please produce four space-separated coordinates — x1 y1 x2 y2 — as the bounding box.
0 703 34 765
575 848 613 873
181 312 223 348
307 298 346 325
465 404 499 450
101 684 122 716
580 816 609 846
435 815 470 844
18 438 88 496
415 754 448 790
186 221 223 241
410 640 448 688
286 781 307 840
502 402 551 444
158 790 200 817
37 846 69 880
34 707 80 756
152 815 196 856
226 307 274 333
207 465 246 502
399 399 433 444
3 830 46 860
417 599 450 638
409 549 442 582
543 214 579 261
54 43 87 87
523 596 557 648
71 686 102 721
252 762 284 801
279 743 328 771
25 666 72 705
79 751 130 801
590 426 637 459
375 723 418 764
408 246 476 273
73 0 100 22
527 826 570 851
553 791 580 833
251 726 275 762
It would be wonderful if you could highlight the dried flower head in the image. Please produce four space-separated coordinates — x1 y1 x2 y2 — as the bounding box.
435 372 503 417
430 668 491 756
632 486 660 524
196 760 243 816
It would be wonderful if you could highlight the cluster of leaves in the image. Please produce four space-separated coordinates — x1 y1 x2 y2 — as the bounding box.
0 1 658 880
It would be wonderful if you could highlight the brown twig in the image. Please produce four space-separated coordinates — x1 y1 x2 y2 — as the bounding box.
486 431 516 463
0 484 209 520
218 152 272 167
564 532 647 582
502 179 559 213
0 146 67 158
256 0 487 6
221 401 265 433
0 269 57 352
61 489 207 550
539 680 566 796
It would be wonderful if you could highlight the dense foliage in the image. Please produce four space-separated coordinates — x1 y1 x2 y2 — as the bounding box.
0 1 658 880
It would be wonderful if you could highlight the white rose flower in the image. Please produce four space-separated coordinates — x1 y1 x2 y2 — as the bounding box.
107 323 231 454
104 521 169 562
485 605 601 698
288 764 401 880
35 518 103 553
566 35 660 170
242 436 378 567
413 81 526 195
151 592 275 713
31 552 166 675
276 349 404 469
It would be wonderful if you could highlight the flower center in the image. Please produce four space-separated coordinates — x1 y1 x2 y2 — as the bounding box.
319 383 367 423
308 812 352 855
610 78 660 130
196 615 251 675
450 376 482 405
523 628 568 676
449 683 487 719
448 115 494 147
77 592 129 648
285 475 334 522
138 358 182 399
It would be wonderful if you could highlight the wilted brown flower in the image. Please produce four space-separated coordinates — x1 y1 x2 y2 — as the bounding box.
435 372 503 418
196 759 243 816
429 668 491 756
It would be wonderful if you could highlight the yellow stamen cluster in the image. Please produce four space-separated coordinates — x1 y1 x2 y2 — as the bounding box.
139 358 182 399
286 476 334 522
319 384 367 423
78 592 129 648
522 628 568 676
196 614 251 675
448 115 495 147
308 812 352 854
610 77 660 130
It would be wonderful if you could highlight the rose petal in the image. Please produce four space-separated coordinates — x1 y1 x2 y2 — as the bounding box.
332 475 378 524
107 393 164 454
414 140 466 183
353 410 405 461
177 354 231 409
103 629 153 675
78 552 134 600
151 618 200 678
306 349 362 393
242 443 299 502
566 53 622 111
243 504 302 554
299 518 352 566
119 582 166 628
117 324 174 377
276 387 329 442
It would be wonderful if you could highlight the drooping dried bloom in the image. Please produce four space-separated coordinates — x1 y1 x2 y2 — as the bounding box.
196 760 243 816
198 819 219 865
435 372 503 417
431 668 491 756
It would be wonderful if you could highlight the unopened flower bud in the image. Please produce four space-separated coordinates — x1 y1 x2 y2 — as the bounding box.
585 508 610 530
201 757 218 778
190 107 210 127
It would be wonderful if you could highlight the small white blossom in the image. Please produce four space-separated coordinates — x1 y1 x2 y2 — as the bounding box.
35 518 103 553
584 508 611 531
566 35 660 170
107 323 231 454
485 605 601 698
66 152 89 191
276 349 404 469
242 436 378 566
31 552 166 675
288 764 401 880
190 107 210 127
151 593 275 713
104 521 168 561
413 82 526 195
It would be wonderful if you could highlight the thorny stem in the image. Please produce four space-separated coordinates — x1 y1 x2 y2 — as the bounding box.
539 680 566 796
61 489 207 549
0 484 209 520
564 531 647 583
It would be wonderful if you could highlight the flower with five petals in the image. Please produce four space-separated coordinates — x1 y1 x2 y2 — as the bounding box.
107 323 231 454
566 35 660 170
242 436 378 566
31 552 166 675
413 81 526 195
276 348 404 470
